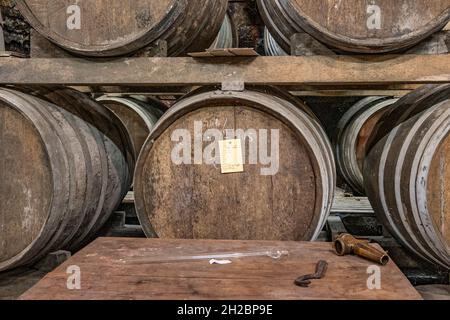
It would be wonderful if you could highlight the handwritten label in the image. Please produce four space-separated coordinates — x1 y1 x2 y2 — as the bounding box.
219 139 244 174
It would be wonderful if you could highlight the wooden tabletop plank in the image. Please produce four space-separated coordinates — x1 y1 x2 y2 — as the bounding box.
20 238 422 300
0 55 449 86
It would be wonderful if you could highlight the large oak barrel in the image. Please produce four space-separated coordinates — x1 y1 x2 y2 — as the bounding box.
97 96 164 160
0 87 132 272
134 87 335 241
258 0 450 54
364 92 450 268
334 97 398 194
15 0 228 57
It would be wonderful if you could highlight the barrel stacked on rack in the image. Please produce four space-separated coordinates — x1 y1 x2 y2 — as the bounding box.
258 0 450 54
134 87 336 241
334 97 398 194
333 86 450 268
15 0 229 57
0 87 134 272
97 96 165 160
356 85 450 269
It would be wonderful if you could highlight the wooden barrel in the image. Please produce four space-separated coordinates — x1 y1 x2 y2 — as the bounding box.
364 95 450 268
16 0 228 57
28 86 135 249
0 87 132 272
257 0 450 53
97 96 164 159
367 85 450 153
134 87 335 241
334 97 398 194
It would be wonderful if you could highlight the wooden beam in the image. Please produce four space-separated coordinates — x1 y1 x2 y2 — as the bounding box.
72 84 420 96
0 55 449 86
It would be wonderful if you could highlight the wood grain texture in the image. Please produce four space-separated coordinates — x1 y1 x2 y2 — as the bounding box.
28 87 135 250
334 97 397 194
258 0 450 53
428 135 450 246
19 238 422 300
140 106 317 240
16 0 228 56
0 100 52 265
0 88 132 272
1 55 450 86
134 88 335 242
97 96 163 160
364 94 450 268
367 84 450 153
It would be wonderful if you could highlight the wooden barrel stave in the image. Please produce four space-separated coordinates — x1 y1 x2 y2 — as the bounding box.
7 89 91 264
403 105 450 265
22 87 134 190
270 92 336 234
134 88 335 242
335 97 398 194
0 88 132 271
401 104 450 265
251 89 336 238
423 118 450 261
168 86 335 236
258 0 450 54
15 91 90 253
58 116 107 250
368 84 450 153
258 0 301 54
0 89 72 270
31 87 136 176
97 96 164 160
379 108 444 265
45 89 133 249
169 0 228 55
365 98 450 268
29 87 134 250
23 87 113 251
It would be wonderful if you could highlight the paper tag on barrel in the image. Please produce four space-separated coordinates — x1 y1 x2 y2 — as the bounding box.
219 139 244 174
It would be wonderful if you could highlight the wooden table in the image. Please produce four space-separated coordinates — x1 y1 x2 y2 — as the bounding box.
20 238 421 300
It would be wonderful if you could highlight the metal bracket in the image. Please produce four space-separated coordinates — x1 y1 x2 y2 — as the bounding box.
221 81 245 92
327 215 348 241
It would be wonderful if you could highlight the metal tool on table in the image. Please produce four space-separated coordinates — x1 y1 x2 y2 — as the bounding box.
333 233 390 265
124 249 290 264
294 260 328 288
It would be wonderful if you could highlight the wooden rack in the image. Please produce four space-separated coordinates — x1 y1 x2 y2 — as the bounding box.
0 53 449 292
0 55 449 90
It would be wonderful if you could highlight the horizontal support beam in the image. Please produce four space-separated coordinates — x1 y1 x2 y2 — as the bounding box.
0 55 449 86
70 84 420 97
